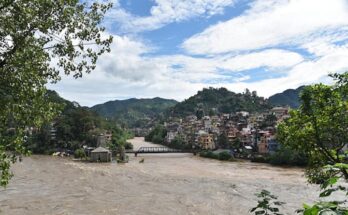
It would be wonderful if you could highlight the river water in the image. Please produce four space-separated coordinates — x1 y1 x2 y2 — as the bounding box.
0 137 320 215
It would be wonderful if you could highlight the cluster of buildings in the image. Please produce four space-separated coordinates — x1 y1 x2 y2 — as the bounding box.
161 107 290 155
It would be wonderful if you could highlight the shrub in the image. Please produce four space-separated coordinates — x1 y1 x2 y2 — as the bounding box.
218 151 232 161
200 150 234 161
269 147 307 166
124 142 133 150
74 148 86 159
200 151 217 159
251 155 270 163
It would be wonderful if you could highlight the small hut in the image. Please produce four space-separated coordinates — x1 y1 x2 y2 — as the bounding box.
90 147 111 162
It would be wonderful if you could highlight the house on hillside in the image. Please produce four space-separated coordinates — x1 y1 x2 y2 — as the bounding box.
197 131 215 150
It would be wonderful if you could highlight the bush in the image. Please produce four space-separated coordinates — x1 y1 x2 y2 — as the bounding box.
124 142 133 150
200 150 234 161
200 151 218 159
74 148 86 159
218 151 232 161
269 147 307 166
251 155 270 163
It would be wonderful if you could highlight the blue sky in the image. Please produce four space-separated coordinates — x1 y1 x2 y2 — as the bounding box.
50 0 348 106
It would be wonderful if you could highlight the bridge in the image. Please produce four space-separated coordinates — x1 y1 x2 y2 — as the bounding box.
126 147 197 157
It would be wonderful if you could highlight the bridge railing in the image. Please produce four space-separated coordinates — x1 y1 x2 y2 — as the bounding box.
132 146 197 156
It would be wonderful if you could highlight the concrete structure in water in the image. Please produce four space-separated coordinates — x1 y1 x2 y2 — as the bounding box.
90 147 111 162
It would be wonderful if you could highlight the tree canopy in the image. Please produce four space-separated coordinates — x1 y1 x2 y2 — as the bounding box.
0 0 112 186
277 73 348 182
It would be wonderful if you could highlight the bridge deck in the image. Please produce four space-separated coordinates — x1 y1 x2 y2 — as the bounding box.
125 147 196 156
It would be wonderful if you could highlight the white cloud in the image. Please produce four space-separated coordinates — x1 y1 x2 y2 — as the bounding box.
48 35 311 106
105 0 235 32
49 0 348 106
220 49 303 71
223 46 348 97
182 0 348 54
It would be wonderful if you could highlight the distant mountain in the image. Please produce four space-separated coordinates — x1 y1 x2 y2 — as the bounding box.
268 86 305 108
91 98 178 128
169 87 271 117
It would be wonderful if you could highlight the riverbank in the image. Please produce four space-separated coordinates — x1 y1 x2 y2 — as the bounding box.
0 137 320 215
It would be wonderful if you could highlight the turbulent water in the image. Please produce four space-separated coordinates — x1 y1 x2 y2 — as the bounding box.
0 137 320 215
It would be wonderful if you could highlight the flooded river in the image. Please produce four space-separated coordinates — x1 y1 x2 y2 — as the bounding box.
0 137 320 215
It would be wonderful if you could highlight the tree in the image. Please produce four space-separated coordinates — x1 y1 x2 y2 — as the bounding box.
277 74 348 183
0 0 112 186
217 133 229 148
251 72 348 214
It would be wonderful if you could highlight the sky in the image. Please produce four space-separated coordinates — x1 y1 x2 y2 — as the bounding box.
49 0 348 107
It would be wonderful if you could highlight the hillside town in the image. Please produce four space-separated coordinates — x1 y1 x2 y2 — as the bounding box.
160 106 291 156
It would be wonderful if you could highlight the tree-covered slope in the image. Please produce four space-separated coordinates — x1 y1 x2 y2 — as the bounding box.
169 87 271 117
27 90 131 154
268 86 305 108
91 98 178 127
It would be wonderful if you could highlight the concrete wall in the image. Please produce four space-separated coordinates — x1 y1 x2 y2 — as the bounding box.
90 152 111 162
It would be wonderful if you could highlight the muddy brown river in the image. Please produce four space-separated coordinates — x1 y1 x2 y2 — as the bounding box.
0 137 321 215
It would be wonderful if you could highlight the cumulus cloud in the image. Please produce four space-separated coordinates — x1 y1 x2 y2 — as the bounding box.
220 49 303 71
182 0 348 54
49 0 348 106
49 34 313 106
105 0 235 33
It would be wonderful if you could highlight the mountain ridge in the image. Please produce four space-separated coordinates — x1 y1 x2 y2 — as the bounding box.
268 86 305 108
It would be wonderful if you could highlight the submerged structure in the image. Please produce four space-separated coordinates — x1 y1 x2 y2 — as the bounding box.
90 147 111 162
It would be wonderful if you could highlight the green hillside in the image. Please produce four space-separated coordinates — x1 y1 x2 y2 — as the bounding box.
91 97 178 128
268 86 305 108
169 87 271 117
26 90 131 154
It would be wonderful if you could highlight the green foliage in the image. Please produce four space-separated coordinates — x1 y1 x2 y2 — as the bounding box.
250 190 285 215
252 72 348 215
217 133 229 149
170 87 271 117
0 0 113 186
277 73 348 182
91 98 177 128
259 114 278 129
168 136 190 150
251 155 270 163
144 125 167 144
74 148 86 159
218 151 232 160
199 150 234 161
25 90 110 153
300 164 348 215
268 86 305 108
200 151 219 159
108 124 133 151
268 146 308 166
124 142 133 150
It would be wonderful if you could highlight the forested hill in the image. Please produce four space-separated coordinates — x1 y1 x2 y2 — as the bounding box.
27 90 131 154
268 86 305 108
168 87 271 117
91 98 178 127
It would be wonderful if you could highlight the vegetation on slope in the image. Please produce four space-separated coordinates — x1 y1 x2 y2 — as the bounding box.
91 98 178 128
268 86 305 108
169 87 271 118
25 90 132 154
